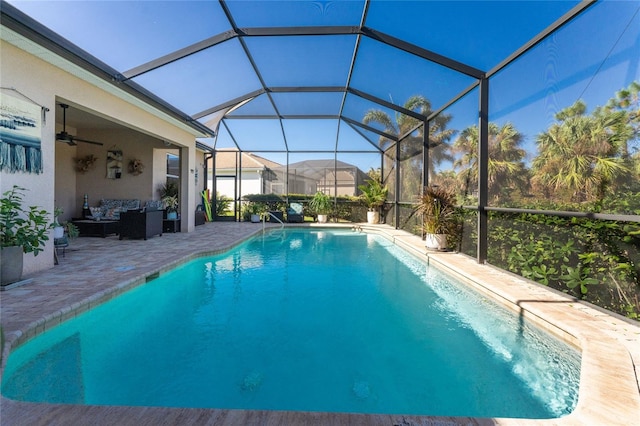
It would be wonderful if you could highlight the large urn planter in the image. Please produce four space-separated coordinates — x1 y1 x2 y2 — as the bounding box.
425 233 448 251
309 192 332 224
1 186 51 288
1 246 23 286
358 178 388 225
366 211 379 224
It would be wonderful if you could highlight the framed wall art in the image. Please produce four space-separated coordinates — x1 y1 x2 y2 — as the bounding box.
106 149 123 179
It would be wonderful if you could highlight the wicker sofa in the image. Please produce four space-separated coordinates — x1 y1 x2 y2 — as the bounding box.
87 199 164 240
90 199 141 221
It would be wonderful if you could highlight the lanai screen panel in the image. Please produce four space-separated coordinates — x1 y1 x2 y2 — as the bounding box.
283 119 339 152
488 0 640 210
271 92 344 117
226 94 277 117
350 37 477 114
365 0 581 71
336 122 381 153
224 0 366 27
132 39 262 116
433 89 480 204
223 119 286 152
245 35 356 88
342 95 410 137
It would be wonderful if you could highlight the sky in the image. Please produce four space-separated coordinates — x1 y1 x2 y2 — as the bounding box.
6 0 640 172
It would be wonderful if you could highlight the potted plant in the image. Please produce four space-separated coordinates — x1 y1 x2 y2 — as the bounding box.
162 195 179 220
52 206 65 239
241 201 267 223
414 185 458 251
1 186 51 285
309 191 332 223
62 221 79 239
358 178 388 224
159 182 179 199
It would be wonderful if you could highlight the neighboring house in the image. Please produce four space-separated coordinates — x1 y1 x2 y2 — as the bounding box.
287 159 369 196
212 149 285 199
211 152 368 198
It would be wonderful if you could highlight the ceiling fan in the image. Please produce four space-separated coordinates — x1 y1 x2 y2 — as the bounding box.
56 103 104 146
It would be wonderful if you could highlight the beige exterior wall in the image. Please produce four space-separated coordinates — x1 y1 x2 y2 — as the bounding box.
215 168 263 199
1 38 203 276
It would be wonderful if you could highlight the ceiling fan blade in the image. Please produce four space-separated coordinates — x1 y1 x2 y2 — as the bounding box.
56 131 76 145
57 103 105 146
73 137 104 146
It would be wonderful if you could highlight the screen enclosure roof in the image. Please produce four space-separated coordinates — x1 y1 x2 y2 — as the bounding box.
2 0 591 155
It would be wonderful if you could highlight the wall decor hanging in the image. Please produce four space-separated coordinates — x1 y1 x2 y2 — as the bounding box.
0 89 45 174
75 154 97 173
106 149 123 179
128 158 144 175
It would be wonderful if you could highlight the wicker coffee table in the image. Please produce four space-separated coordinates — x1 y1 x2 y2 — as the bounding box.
72 219 119 238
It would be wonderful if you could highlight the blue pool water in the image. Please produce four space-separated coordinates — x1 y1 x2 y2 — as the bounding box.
1 229 580 418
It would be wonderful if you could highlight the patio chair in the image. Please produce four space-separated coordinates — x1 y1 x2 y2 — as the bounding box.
119 209 163 240
287 202 304 223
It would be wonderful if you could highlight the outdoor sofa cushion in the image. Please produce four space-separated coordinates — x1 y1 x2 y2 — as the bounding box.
98 199 141 220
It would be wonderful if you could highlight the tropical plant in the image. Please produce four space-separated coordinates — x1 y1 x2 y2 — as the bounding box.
63 222 79 239
357 177 388 211
158 181 179 199
162 195 178 213
51 207 78 240
363 95 455 198
52 206 63 227
214 192 231 216
601 81 640 156
308 191 332 215
452 122 528 202
531 100 629 202
241 201 268 221
414 185 458 235
0 186 50 255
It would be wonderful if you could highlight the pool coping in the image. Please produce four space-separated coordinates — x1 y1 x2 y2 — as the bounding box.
1 222 639 425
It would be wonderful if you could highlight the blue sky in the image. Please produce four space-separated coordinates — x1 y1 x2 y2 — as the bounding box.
7 0 640 172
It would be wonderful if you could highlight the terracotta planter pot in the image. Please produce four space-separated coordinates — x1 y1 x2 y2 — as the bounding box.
1 246 23 286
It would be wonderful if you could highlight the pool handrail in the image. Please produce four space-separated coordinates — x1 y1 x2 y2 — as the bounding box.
263 211 284 233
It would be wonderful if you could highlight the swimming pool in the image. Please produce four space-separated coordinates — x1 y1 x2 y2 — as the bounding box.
1 229 580 418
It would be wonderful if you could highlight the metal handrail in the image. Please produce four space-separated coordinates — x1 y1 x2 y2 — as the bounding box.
262 212 284 233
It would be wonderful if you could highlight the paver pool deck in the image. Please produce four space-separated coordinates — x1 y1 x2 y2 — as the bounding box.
1 222 639 425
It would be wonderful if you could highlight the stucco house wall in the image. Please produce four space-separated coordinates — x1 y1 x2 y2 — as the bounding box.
1 35 203 277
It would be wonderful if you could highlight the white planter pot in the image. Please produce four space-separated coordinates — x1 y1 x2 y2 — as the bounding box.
53 226 65 239
250 214 261 223
425 233 448 251
317 214 328 223
367 211 379 224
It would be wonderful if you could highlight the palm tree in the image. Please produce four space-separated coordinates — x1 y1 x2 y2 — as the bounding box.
531 100 629 202
363 95 454 200
452 122 528 202
598 81 640 191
